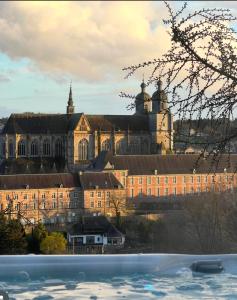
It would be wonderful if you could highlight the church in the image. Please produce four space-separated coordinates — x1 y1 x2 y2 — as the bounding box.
0 81 173 172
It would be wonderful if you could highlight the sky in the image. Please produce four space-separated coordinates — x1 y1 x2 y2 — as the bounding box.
0 1 236 117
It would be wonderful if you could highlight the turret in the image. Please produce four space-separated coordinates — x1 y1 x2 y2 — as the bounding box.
151 80 168 113
134 81 152 115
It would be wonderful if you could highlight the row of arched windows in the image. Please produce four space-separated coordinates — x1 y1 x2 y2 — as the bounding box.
0 137 150 159
14 139 65 157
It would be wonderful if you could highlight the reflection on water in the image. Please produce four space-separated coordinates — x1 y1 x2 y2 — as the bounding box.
1 270 237 299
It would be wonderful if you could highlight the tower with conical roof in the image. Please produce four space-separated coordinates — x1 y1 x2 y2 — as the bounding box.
149 79 173 154
66 85 75 115
135 81 152 115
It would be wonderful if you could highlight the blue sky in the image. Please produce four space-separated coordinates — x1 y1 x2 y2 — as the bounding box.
0 1 236 118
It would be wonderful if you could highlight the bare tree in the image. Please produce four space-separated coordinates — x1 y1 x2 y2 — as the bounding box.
108 190 126 227
121 1 237 158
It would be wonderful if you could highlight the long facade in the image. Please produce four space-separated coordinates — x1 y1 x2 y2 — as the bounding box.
0 82 173 172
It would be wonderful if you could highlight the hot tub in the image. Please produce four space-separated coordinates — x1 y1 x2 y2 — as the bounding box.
0 254 237 299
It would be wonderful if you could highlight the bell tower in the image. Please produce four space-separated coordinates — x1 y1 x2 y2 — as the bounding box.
149 80 173 153
66 84 75 115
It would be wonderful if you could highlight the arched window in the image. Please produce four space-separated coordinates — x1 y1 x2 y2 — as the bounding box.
78 139 88 161
101 139 111 151
18 140 26 156
116 139 127 155
30 140 39 156
129 140 140 154
55 139 64 157
43 139 51 156
8 141 14 157
0 141 6 157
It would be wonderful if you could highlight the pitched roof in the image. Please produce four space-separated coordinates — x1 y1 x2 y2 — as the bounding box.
92 152 237 175
69 215 123 237
86 114 149 132
0 173 81 190
80 171 123 189
2 113 82 134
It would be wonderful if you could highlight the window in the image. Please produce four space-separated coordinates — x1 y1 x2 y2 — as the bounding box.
139 177 142 185
205 176 208 183
147 188 151 196
74 192 78 198
197 176 201 183
97 192 101 198
8 141 14 157
165 177 168 184
138 189 142 197
18 140 26 156
197 186 201 194
173 187 177 195
106 191 110 198
130 177 134 185
52 202 57 209
157 188 160 196
101 139 111 151
30 140 39 156
157 177 160 184
13 194 18 200
33 202 37 210
116 139 127 155
212 176 215 183
190 176 194 184
173 177 176 184
78 139 89 161
90 192 94 198
42 193 46 199
97 201 102 208
32 193 36 200
106 200 110 208
59 193 63 199
41 202 46 209
86 236 95 245
43 139 51 156
130 189 134 198
55 139 64 157
24 203 28 210
90 201 94 208
183 176 186 183
24 194 28 200
6 194 10 200
165 188 168 196
147 177 151 185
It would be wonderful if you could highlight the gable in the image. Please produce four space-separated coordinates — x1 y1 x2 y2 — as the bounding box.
74 115 91 132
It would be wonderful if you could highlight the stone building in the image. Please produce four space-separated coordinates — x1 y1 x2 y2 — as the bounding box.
0 81 173 172
0 171 125 225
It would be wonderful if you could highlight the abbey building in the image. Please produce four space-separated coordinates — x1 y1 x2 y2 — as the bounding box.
0 81 173 171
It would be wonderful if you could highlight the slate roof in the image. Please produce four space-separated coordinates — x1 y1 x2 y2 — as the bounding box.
2 113 82 134
86 114 149 132
69 215 124 237
2 113 149 134
80 172 123 189
92 151 237 175
0 173 81 190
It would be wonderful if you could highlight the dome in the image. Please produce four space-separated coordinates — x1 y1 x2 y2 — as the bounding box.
135 82 151 102
135 81 152 115
151 80 168 113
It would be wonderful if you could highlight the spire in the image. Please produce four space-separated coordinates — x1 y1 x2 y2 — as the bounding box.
140 78 146 92
66 83 75 114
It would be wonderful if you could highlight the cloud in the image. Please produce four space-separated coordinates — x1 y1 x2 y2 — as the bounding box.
0 1 171 83
0 74 10 83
